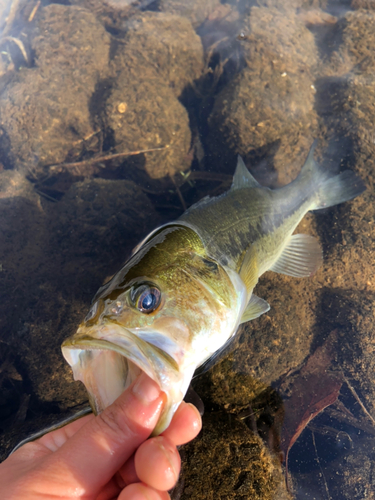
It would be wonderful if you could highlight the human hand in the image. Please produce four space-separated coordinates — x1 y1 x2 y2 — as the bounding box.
0 373 202 500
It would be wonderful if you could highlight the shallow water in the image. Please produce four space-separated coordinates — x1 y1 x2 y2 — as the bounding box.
0 0 374 498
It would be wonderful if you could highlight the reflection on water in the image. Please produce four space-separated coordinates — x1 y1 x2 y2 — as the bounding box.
0 0 374 498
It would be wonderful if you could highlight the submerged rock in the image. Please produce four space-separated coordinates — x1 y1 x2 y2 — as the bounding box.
0 176 158 457
115 12 204 97
0 5 110 177
207 6 319 184
105 11 204 178
105 72 192 179
158 0 221 28
176 412 289 500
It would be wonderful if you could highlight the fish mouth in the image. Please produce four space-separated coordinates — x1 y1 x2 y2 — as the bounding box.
61 323 180 419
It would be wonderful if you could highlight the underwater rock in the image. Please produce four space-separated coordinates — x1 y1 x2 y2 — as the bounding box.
0 4 110 176
105 71 192 179
245 0 310 9
0 171 47 334
103 11 204 179
207 6 319 184
314 13 375 297
351 0 375 8
158 0 221 28
32 5 110 80
193 358 270 413
176 412 289 500
69 0 134 17
113 12 204 97
326 11 375 158
0 177 159 457
48 178 158 272
333 9 375 72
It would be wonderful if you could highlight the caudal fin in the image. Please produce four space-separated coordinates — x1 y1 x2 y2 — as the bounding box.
313 169 366 210
298 141 366 210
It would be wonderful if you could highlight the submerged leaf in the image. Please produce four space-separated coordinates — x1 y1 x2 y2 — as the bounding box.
278 330 343 477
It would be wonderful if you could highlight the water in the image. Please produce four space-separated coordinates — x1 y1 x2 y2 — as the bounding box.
0 0 374 498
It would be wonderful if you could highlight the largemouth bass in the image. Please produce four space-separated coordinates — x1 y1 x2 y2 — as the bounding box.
61 144 365 435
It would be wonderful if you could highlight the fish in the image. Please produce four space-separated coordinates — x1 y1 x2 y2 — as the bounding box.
61 143 365 435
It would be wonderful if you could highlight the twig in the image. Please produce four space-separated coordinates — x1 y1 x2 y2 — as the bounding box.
28 0 41 22
34 189 59 202
311 431 331 500
49 145 169 172
2 0 20 37
343 374 375 427
170 174 187 211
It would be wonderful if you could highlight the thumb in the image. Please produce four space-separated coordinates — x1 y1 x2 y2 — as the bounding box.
44 373 165 496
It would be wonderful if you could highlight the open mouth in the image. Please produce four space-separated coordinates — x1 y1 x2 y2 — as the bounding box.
61 325 179 415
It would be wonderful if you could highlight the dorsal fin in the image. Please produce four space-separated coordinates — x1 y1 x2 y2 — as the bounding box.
231 156 261 190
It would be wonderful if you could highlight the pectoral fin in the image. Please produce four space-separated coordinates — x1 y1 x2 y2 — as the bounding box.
270 234 322 278
240 294 270 324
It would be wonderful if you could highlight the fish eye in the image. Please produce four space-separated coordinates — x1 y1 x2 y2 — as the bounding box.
132 284 161 314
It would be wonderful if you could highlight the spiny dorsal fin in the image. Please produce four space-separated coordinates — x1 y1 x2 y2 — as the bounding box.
270 233 323 278
240 294 270 324
232 156 261 190
239 245 259 293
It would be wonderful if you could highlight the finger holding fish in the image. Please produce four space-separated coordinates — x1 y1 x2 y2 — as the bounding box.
116 401 202 488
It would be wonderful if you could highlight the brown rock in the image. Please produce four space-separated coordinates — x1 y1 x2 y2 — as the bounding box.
0 177 159 457
158 0 221 28
207 6 319 183
114 12 204 97
177 412 288 500
0 4 110 176
105 72 192 178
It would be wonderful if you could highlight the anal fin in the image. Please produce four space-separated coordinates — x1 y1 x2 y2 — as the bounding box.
270 234 322 278
240 294 270 324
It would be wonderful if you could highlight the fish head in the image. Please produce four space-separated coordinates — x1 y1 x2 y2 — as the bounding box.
62 224 245 434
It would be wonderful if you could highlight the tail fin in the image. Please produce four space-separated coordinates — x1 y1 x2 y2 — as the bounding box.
298 141 366 210
314 170 366 210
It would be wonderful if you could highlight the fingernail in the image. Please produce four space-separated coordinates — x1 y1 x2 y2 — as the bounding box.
132 373 161 404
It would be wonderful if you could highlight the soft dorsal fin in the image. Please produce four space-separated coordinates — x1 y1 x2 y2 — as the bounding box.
232 156 261 190
270 233 323 277
240 294 270 324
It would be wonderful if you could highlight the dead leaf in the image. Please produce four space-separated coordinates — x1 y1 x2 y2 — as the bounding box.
278 330 343 484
